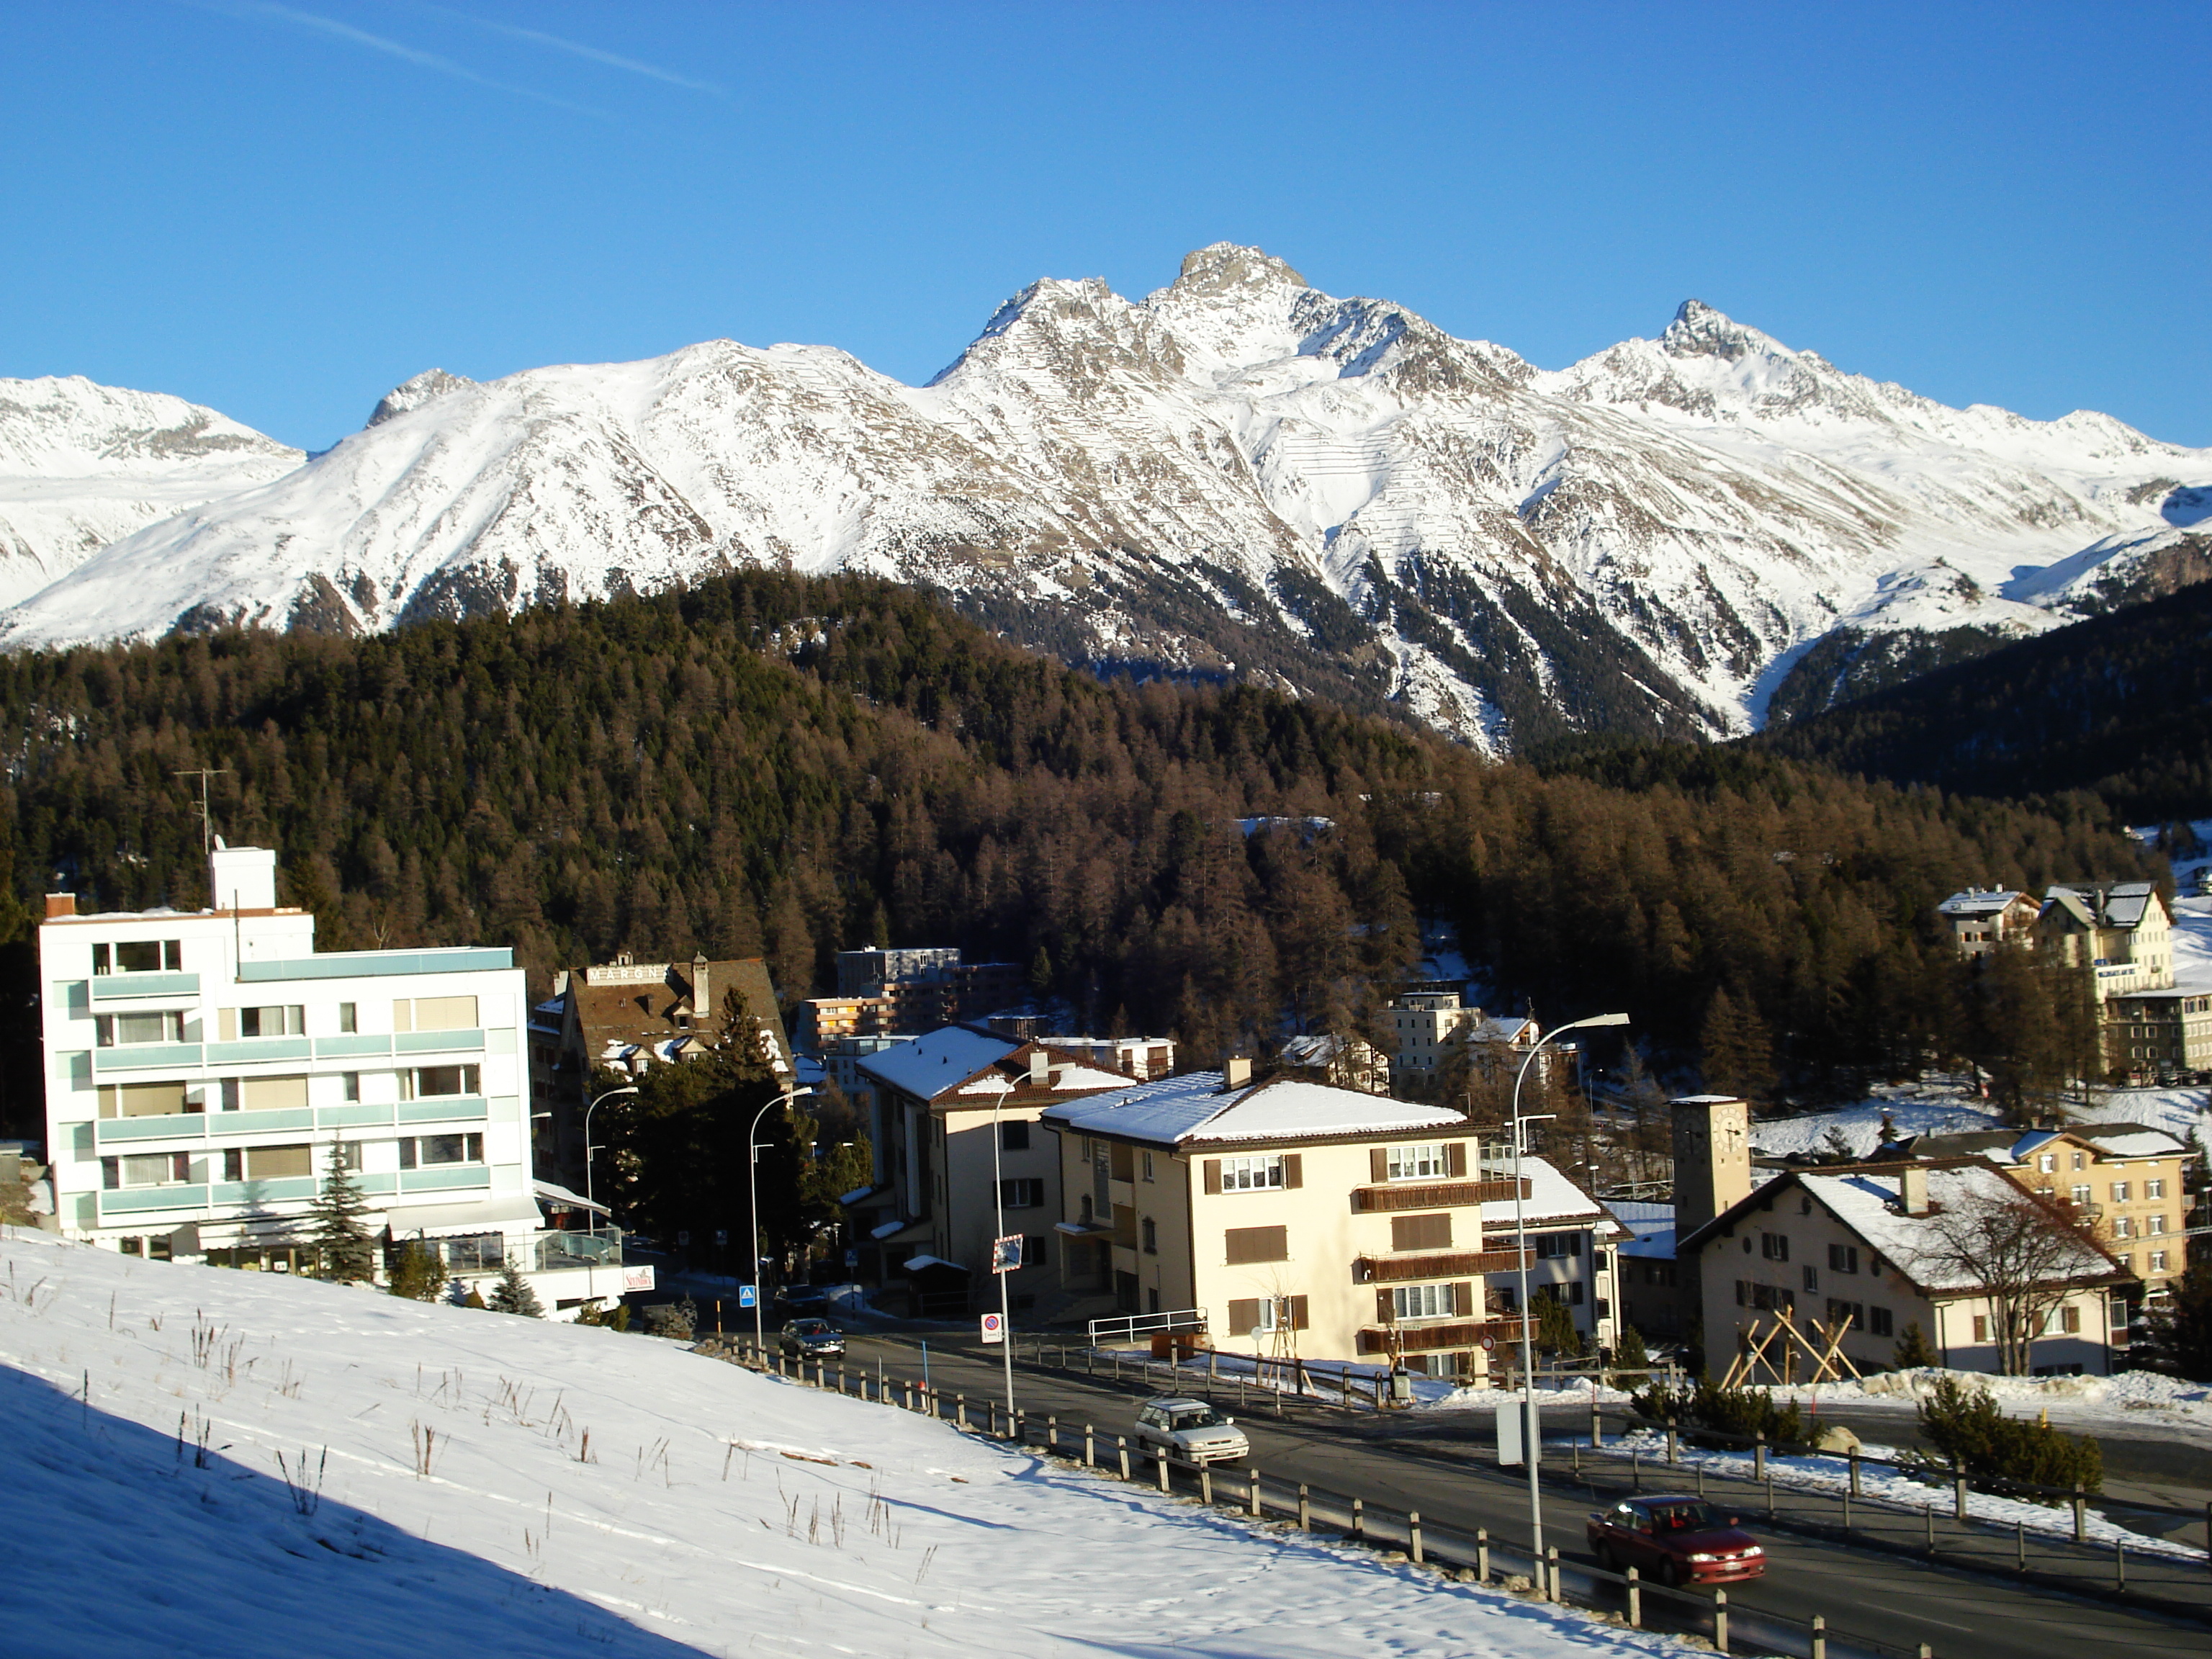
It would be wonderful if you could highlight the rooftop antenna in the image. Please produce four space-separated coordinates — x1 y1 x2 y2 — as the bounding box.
173 768 232 858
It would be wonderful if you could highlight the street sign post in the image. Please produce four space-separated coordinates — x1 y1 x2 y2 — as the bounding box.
738 1285 757 1309
991 1235 1022 1274
979 1311 1004 1344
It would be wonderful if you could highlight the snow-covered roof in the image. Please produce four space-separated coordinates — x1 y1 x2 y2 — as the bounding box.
1043 1071 1471 1148
2075 1123 2189 1159
2045 882 2161 932
1795 1166 2118 1295
902 1254 966 1273
857 1028 1017 1099
1617 1227 1676 1259
1937 889 2032 917
1478 1157 1616 1231
1279 1033 1362 1066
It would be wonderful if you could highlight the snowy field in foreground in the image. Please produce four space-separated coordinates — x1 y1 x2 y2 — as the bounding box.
1 1228 1711 1659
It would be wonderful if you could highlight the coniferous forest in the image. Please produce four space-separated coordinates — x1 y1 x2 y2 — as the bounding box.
0 572 2164 1137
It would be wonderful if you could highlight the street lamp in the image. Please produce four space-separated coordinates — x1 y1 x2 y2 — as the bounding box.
583 1084 639 1213
992 1087 1017 1421
749 1081 815 1356
1509 1011 1629 1574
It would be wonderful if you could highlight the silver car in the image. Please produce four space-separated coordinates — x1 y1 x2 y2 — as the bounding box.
1135 1396 1249 1465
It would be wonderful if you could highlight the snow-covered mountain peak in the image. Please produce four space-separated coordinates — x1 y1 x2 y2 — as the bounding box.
1166 241 1309 300
367 367 477 428
1659 297 1788 364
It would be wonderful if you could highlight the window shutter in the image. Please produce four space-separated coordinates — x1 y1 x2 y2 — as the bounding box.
1375 1287 1394 1323
1228 1298 1259 1335
1203 1159 1221 1195
1370 1148 1388 1183
1287 1295 1308 1330
1452 1280 1474 1317
1282 1154 1302 1190
1446 1142 1467 1177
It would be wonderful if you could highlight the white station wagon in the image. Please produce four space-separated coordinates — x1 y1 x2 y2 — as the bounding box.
1134 1396 1249 1465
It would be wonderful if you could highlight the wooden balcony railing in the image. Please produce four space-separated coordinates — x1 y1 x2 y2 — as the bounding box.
1356 1249 1528 1282
1352 1177 1526 1213
1356 1316 1525 1355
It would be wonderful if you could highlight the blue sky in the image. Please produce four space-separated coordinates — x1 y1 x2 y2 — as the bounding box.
2 1 2205 451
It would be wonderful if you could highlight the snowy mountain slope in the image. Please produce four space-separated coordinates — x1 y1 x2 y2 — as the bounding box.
1 1228 1694 1659
2 247 2203 751
0 376 301 610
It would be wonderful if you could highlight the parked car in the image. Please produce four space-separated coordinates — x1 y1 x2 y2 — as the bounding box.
1586 1496 1766 1586
778 1318 845 1359
1133 1396 1249 1465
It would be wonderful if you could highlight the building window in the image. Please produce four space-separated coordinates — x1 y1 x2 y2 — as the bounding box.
2110 1181 2131 1203
222 1143 313 1181
1220 1155 1285 1192
1803 1266 1820 1293
1760 1233 1790 1262
2071 1151 2085 1170
92 940 182 975
1141 1151 1154 1182
397 1133 485 1169
342 1072 361 1102
2149 1250 2168 1273
338 1002 358 1034
1827 1244 1858 1274
394 995 479 1033
1223 1225 1288 1265
2070 1183 2092 1205
1868 1305 1893 1337
1534 1232 1583 1260
2145 1177 2164 1200
2146 1214 2166 1236
1386 1143 1448 1181
94 1011 185 1048
2113 1216 2132 1239
104 1151 191 1189
1391 1282 1455 1321
998 1178 1044 1209
1141 1217 1157 1254
238 1004 305 1038
1023 1234 1048 1269
402 1064 481 1100
96 1082 192 1120
999 1120 1030 1152
1825 1298 1863 1329
2037 1154 2056 1174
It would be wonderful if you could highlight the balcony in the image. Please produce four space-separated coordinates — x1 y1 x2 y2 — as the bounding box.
317 1102 395 1129
397 1094 488 1125
211 1177 318 1206
236 947 512 982
204 1037 313 1066
94 1112 209 1146
1357 1316 1524 1355
1353 1177 1527 1213
395 1028 485 1056
89 972 199 1002
97 1184 209 1220
315 1033 395 1060
398 1164 490 1194
91 1043 203 1075
1357 1249 1529 1282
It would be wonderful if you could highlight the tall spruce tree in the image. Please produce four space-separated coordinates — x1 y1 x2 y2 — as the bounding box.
487 1256 545 1317
310 1145 376 1283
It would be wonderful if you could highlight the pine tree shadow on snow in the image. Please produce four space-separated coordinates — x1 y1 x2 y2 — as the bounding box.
0 1363 713 1659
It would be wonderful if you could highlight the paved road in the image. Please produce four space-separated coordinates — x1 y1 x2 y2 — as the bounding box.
818 1333 2208 1659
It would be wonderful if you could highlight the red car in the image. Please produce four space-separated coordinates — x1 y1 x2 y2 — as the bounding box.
1586 1496 1767 1586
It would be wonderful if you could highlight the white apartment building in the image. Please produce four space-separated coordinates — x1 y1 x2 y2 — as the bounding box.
39 845 644 1316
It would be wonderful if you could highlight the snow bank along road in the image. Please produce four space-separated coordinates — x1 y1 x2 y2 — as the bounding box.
828 1333 2212 1659
1 1228 1812 1659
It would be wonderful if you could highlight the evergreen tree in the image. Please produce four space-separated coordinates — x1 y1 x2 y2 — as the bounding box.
487 1256 545 1317
1533 1292 1583 1358
387 1240 446 1303
1699 986 1776 1100
2141 1266 2212 1382
309 1145 376 1283
1892 1320 1939 1369
1611 1323 1650 1375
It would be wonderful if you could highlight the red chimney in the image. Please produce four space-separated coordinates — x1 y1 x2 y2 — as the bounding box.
44 894 75 920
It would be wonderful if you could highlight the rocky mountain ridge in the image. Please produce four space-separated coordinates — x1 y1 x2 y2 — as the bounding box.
1 244 2203 750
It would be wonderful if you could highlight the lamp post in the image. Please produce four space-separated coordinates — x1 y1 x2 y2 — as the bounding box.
992 1087 1016 1419
749 1081 814 1356
1510 1011 1629 1572
583 1084 639 1213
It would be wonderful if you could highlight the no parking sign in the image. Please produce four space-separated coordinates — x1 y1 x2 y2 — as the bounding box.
979 1312 1004 1344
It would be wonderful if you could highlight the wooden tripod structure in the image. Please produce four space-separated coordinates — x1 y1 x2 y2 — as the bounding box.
1720 1310 1863 1389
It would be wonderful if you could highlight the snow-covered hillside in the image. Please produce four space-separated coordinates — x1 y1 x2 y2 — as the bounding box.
0 376 300 610
3 246 2204 751
1 1227 1697 1659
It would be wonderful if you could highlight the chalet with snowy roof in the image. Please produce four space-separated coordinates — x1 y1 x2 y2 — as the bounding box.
845 1028 1136 1311
1676 1152 2136 1378
1042 1065 1624 1375
1877 1122 2195 1302
1936 889 2040 958
2037 883 2174 1001
1276 1032 1390 1094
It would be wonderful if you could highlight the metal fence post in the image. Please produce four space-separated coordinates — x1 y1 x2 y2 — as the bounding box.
1625 1566 1640 1628
1546 1546 1560 1603
1249 1469 1262 1519
1046 1414 1056 1453
1591 1400 1602 1447
1015 1410 1027 1444
1712 1588 1727 1653
1954 1476 1968 1524
2072 1485 2087 1542
1476 1527 1489 1583
1299 1483 1311 1530
1754 1433 1766 1483
1408 1509 1422 1563
1084 1424 1095 1467
1351 1496 1364 1542
1811 1614 1825 1659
